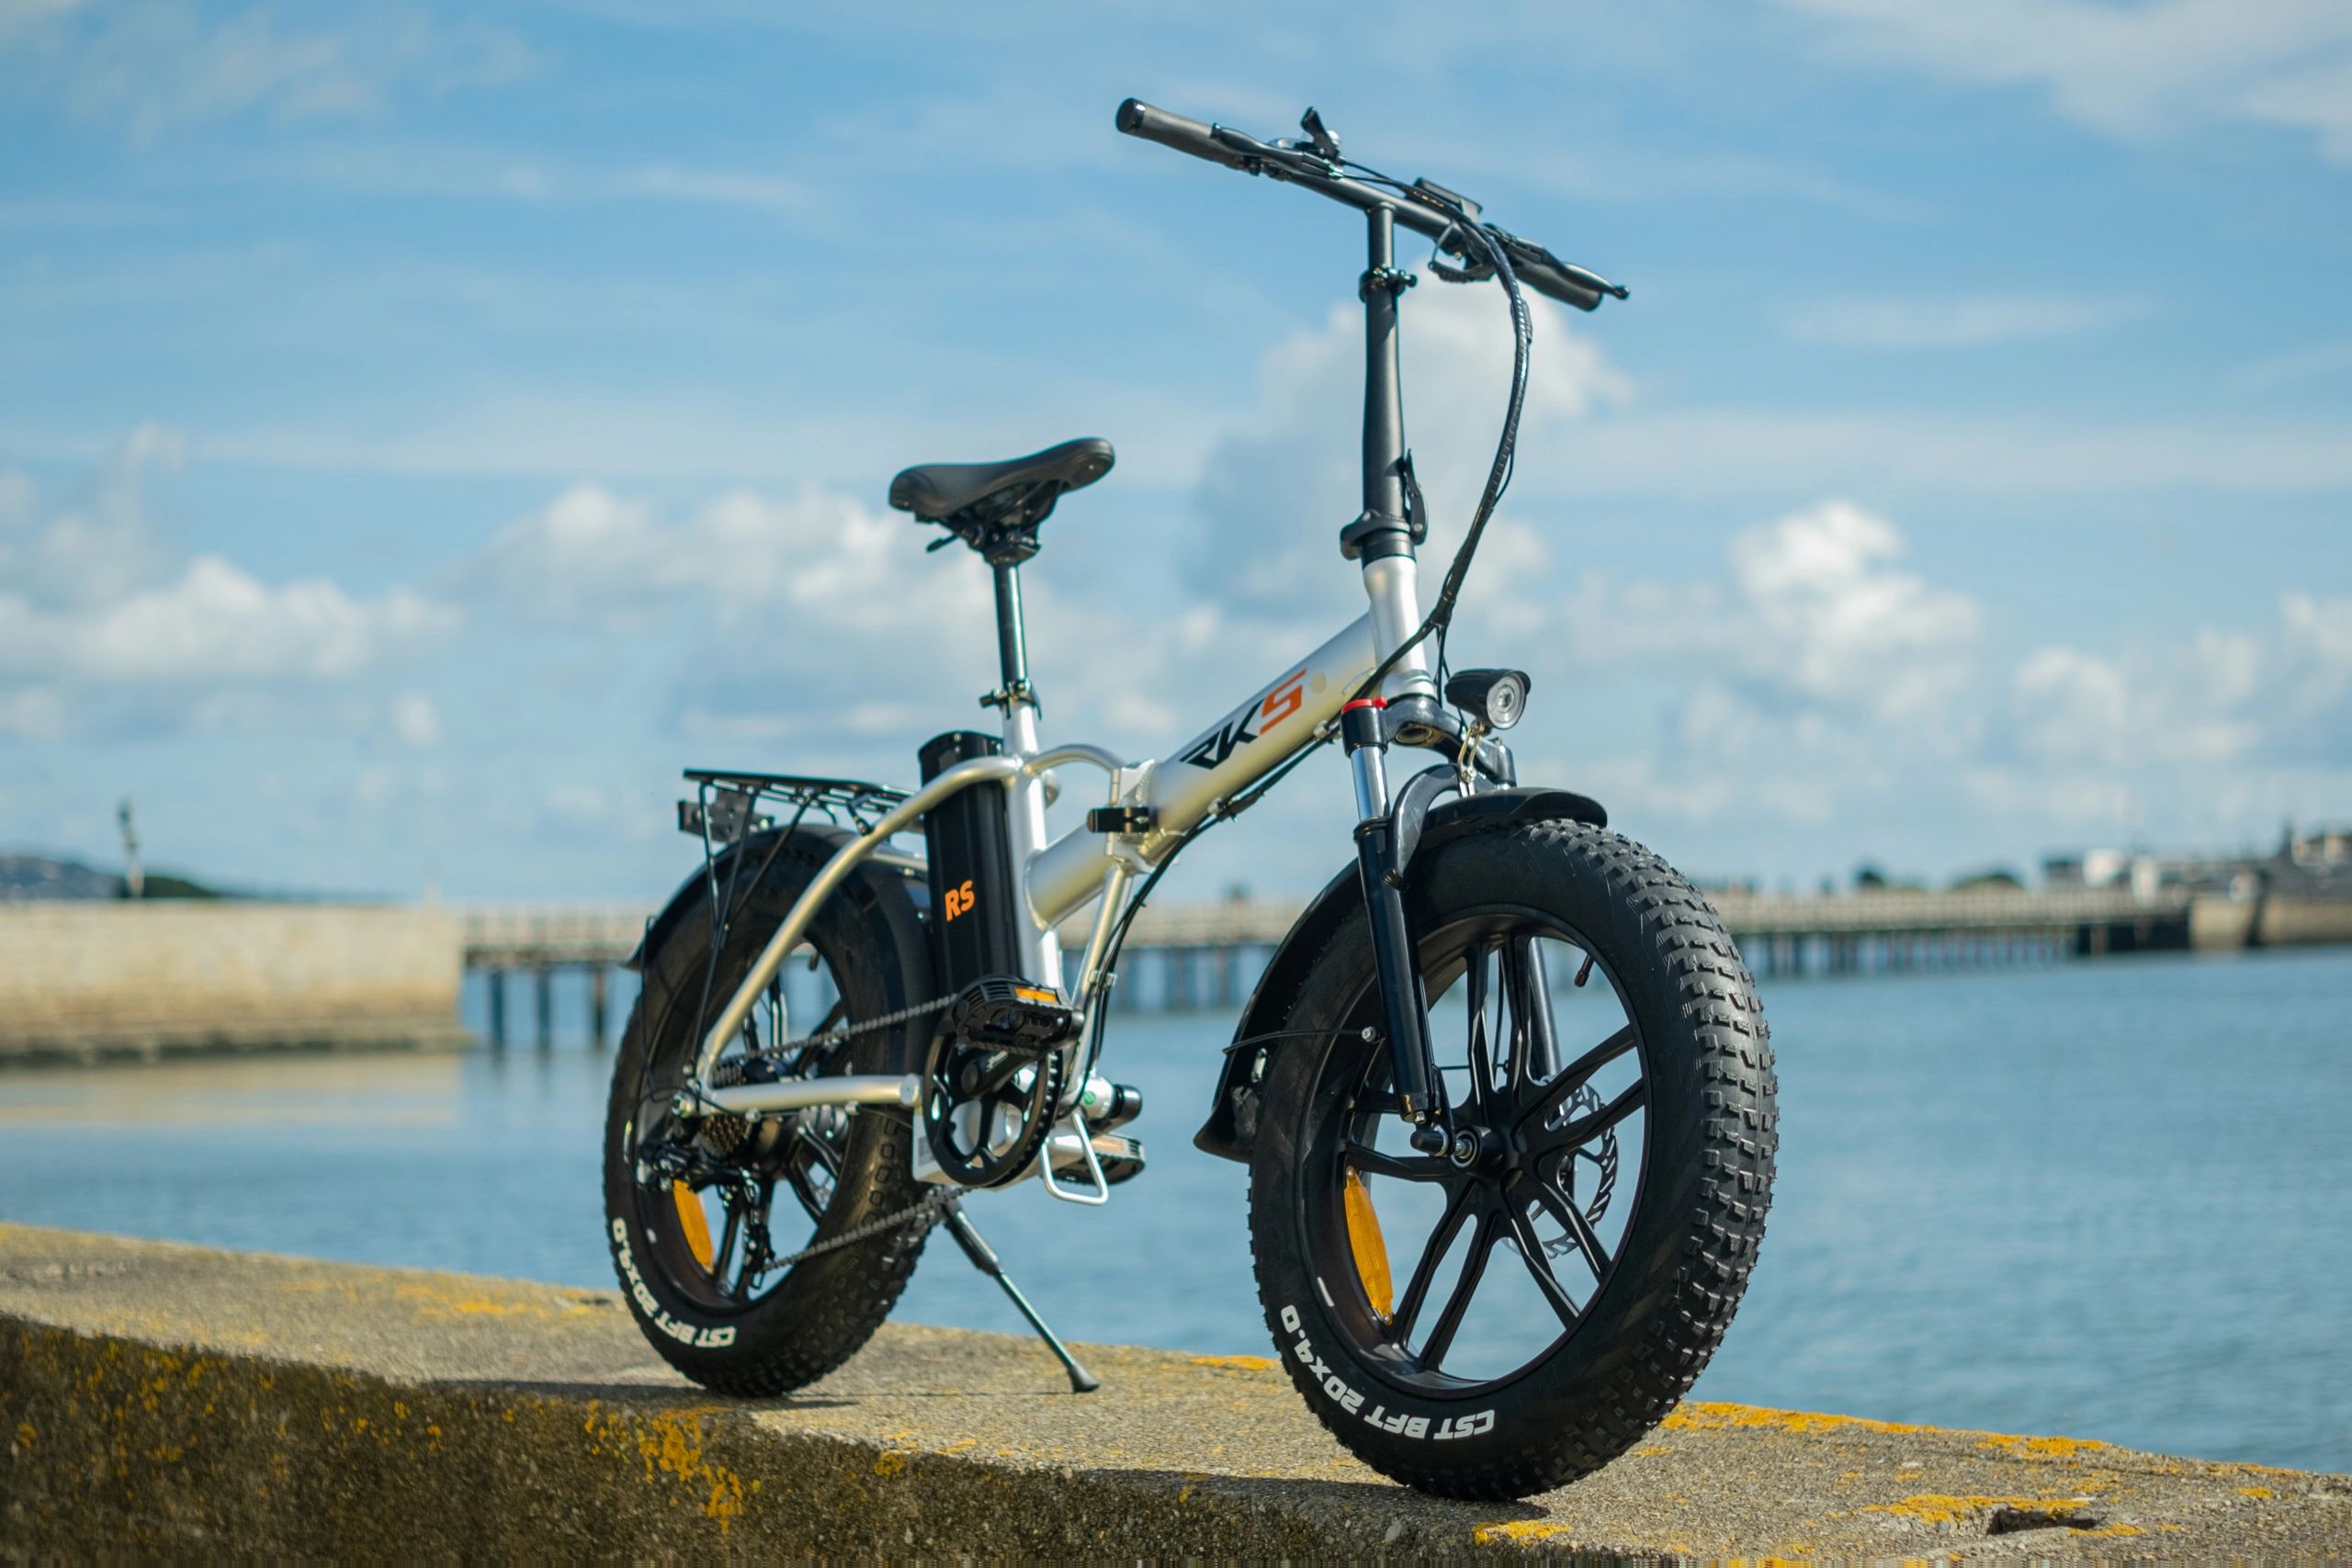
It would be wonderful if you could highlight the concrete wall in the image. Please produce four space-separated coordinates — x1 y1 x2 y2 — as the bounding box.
2188 893 2352 952
0 905 466 1064
3 1225 2346 1560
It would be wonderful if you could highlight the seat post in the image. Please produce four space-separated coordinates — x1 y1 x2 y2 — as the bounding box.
991 562 1035 711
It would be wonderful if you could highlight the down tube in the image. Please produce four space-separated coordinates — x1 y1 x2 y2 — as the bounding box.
1025 614 1378 930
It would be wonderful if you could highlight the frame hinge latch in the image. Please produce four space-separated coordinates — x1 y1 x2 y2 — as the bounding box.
1086 803 1158 835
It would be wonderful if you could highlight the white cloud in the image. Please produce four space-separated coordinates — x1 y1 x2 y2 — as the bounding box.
2226 337 2352 396
1192 276 1632 623
253 144 810 216
0 685 64 741
1537 409 2352 501
1783 292 2153 350
1560 500 1983 728
2009 591 2352 770
466 480 991 637
0 431 458 738
1526 508 2352 856
0 556 449 682
1778 0 2352 164
1724 501 1984 722
11 1 534 142
390 691 441 748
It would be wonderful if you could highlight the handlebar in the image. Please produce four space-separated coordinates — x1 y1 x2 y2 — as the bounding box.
1114 97 1626 312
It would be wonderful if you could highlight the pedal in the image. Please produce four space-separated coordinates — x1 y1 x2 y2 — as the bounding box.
1049 1126 1147 1186
946 976 1081 1057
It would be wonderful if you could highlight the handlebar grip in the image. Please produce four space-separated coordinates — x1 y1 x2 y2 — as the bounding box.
1513 256 1607 312
1115 97 1254 171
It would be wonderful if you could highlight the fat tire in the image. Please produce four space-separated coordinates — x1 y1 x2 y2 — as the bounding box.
1248 819 1775 1498
602 838 933 1395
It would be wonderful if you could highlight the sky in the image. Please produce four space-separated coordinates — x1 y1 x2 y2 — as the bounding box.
2 0 2347 904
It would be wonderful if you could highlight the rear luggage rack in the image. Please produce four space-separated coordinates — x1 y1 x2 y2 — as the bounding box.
678 769 911 842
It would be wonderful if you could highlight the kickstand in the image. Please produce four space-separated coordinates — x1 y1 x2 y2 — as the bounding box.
941 1197 1100 1393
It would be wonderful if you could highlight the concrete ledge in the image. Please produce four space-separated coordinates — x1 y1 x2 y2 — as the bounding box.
2 1225 2346 1561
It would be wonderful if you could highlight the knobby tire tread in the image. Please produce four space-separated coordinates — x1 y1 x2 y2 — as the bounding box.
605 833 933 1399
1249 819 1776 1499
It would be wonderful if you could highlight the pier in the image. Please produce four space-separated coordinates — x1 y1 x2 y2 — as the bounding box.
454 882 2336 1044
4 1224 2343 1558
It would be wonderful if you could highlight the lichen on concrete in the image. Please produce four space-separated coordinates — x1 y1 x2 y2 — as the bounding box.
3 1223 2347 1561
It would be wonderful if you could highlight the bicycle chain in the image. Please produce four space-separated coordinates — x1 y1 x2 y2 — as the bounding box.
746 993 952 1067
727 993 964 1278
754 1182 964 1278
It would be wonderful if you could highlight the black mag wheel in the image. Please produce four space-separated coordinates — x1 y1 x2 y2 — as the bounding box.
1249 819 1776 1499
602 839 935 1395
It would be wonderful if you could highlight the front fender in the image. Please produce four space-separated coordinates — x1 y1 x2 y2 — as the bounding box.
1192 782 1606 1164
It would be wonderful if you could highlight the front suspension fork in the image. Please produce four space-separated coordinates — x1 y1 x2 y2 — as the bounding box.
1342 698 1449 1155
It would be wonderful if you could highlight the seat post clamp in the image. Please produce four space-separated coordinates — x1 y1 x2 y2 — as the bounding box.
979 679 1039 715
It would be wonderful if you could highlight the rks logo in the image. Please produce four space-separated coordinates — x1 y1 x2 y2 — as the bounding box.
1181 669 1308 770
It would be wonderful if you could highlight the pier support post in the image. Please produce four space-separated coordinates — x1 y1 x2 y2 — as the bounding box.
590 967 609 1049
488 970 507 1048
535 966 553 1050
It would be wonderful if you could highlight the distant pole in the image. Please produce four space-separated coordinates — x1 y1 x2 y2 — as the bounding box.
118 798 142 900
590 968 610 1049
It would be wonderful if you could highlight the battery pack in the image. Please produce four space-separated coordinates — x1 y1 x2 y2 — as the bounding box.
918 730 1026 993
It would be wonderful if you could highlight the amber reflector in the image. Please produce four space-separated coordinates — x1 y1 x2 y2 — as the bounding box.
1342 1166 1394 1319
672 1181 715 1270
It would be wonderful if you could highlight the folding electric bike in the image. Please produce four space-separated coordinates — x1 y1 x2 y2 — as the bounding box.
605 97 1776 1499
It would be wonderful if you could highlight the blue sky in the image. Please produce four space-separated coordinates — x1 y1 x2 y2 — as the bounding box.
3 0 2347 903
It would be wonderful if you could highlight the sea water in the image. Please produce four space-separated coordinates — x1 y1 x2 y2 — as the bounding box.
2 945 2345 1472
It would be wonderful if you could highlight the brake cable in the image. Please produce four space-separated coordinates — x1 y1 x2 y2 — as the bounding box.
1073 155 1538 1077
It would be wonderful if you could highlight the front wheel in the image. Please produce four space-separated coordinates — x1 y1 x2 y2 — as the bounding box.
1249 819 1776 1499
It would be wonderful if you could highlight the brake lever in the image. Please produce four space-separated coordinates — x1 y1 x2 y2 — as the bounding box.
1299 106 1341 162
1429 220 1495 284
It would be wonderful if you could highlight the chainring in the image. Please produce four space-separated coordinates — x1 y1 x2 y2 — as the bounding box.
921 1027 1067 1189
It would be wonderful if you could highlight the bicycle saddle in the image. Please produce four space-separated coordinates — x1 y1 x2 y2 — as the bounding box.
888 437 1114 522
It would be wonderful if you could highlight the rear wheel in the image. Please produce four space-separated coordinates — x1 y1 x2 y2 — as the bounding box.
1249 819 1775 1498
602 847 935 1394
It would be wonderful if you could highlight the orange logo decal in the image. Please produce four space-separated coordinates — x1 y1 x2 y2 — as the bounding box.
944 878 976 920
1259 668 1308 731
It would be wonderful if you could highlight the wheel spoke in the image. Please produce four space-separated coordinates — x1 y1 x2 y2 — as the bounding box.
1505 940 1561 1091
1388 1180 1477 1341
1343 1140 1453 1183
1419 1204 1499 1373
1463 942 1496 1118
1527 1168 1611 1276
1515 1023 1638 1138
1527 1078 1646 1156
1503 1200 1582 1330
713 1199 745 1293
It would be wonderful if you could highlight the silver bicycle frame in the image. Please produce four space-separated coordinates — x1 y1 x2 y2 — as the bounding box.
695 199 1443 1123
692 586 1431 1114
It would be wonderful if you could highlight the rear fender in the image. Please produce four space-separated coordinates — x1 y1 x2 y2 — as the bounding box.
1191 782 1607 1164
628 822 934 1075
